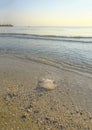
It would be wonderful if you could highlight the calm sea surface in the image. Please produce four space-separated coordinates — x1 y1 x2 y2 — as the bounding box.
0 26 92 76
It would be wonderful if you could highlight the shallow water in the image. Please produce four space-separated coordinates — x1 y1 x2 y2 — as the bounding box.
0 26 92 77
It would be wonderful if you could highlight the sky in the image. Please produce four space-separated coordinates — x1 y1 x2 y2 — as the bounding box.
0 0 92 26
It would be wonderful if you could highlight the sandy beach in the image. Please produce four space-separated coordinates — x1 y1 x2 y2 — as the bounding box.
0 53 92 130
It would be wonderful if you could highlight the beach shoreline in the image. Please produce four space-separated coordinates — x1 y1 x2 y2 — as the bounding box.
0 54 92 129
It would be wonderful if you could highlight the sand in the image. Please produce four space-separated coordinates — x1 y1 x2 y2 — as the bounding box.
0 54 92 130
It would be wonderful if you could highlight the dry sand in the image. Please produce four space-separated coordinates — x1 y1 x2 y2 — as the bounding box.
0 54 92 130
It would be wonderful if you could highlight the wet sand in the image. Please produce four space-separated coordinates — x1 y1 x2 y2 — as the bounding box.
0 54 92 130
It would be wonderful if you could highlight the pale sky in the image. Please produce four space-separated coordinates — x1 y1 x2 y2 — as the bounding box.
0 0 92 26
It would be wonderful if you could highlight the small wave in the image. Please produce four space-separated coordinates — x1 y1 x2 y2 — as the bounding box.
0 33 92 43
14 54 92 78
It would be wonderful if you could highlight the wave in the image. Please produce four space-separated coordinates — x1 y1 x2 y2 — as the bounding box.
14 54 92 78
0 33 92 43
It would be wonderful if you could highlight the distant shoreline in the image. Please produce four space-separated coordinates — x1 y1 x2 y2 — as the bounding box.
0 24 13 27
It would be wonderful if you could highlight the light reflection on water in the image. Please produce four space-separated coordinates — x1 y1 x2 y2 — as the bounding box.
0 26 92 76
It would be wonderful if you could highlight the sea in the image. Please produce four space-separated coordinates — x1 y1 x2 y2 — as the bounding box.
0 26 92 77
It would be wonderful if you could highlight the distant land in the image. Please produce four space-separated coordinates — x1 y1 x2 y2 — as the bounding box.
0 24 13 27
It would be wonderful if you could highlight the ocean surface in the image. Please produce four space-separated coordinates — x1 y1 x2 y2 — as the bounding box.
0 26 92 77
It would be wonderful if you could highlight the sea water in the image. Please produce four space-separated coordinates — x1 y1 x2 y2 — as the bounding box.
0 26 92 76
